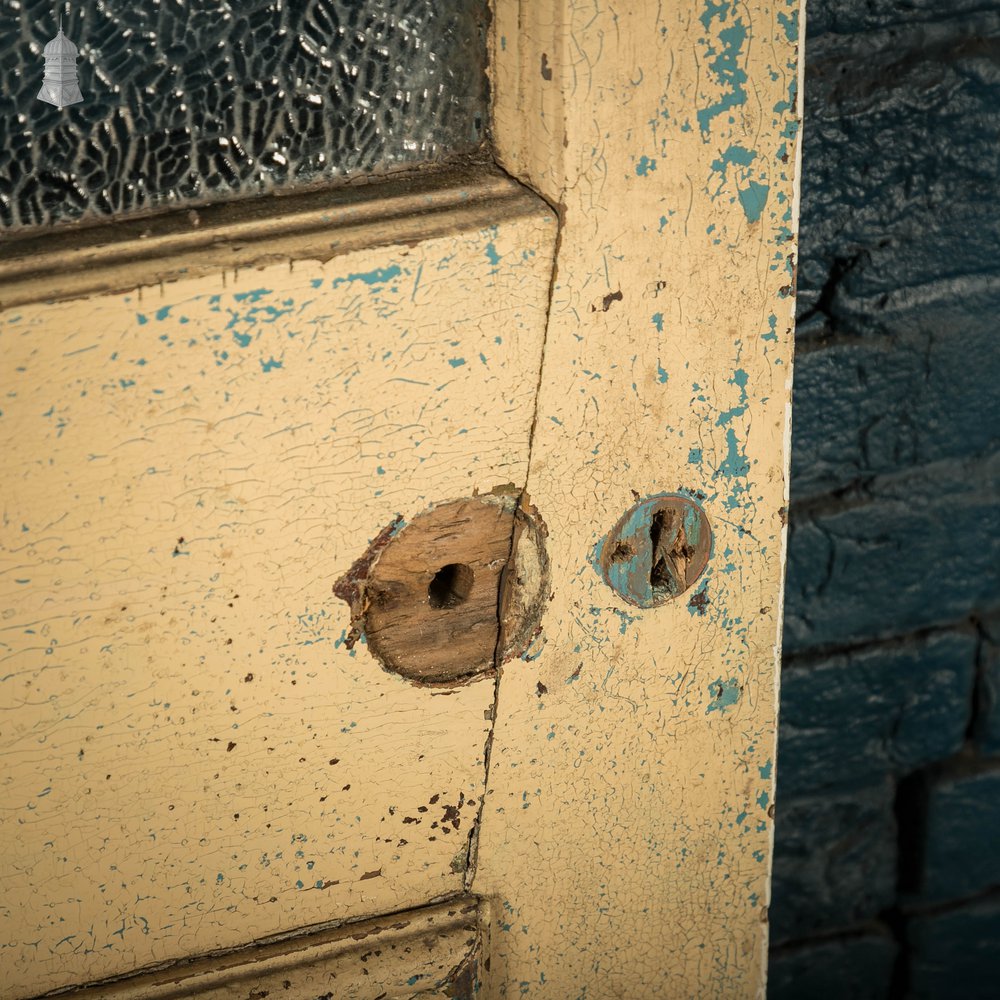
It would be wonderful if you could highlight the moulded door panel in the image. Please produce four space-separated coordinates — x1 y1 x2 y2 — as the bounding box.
62 898 483 1000
0 172 556 998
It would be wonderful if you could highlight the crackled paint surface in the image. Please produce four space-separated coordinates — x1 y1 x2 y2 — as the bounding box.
475 0 803 996
0 199 555 996
1 1 800 994
66 898 481 1000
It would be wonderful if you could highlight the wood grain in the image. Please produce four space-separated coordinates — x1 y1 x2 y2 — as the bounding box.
360 496 515 684
336 492 550 686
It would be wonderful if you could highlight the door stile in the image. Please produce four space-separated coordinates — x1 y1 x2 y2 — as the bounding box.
473 1 806 995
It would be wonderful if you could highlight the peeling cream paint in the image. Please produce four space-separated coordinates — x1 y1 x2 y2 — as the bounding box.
0 1 802 994
475 0 803 996
0 184 556 998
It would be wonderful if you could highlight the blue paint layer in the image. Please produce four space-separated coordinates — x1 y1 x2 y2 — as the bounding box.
738 180 770 223
706 676 740 713
331 265 402 288
697 16 749 136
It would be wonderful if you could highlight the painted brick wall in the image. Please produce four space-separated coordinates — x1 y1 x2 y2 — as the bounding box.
769 2 1000 997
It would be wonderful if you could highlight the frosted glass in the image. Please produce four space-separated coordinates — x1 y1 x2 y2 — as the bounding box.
0 0 489 229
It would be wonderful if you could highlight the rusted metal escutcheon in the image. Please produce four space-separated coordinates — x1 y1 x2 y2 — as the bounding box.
596 494 712 608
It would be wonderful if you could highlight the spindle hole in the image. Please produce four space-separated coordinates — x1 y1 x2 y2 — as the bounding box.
428 563 474 609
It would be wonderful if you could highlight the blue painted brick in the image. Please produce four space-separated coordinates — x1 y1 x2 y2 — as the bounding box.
796 12 1000 318
774 0 1000 979
975 612 1000 756
791 285 1000 498
770 780 896 943
906 896 1000 1000
806 1 999 39
779 631 975 797
768 931 897 1000
911 766 1000 904
783 454 1000 652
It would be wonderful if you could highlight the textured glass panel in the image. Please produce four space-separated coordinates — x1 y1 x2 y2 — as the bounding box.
0 0 489 230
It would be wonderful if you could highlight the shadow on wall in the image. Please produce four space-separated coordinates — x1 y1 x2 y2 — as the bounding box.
769 2 1000 999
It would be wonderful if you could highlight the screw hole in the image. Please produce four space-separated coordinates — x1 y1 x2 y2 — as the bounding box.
428 563 474 609
609 541 634 562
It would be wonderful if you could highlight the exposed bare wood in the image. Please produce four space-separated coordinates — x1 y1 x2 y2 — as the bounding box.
336 493 548 686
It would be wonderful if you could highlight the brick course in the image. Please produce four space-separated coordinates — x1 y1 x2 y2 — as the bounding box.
770 1 1000 995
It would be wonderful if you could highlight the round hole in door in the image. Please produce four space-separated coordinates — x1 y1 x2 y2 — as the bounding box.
333 493 550 684
428 563 474 609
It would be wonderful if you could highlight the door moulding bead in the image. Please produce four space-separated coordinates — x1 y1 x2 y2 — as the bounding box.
0 165 547 311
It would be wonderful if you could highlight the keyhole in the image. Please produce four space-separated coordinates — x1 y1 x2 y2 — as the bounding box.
649 509 686 597
649 510 672 592
428 563 474 609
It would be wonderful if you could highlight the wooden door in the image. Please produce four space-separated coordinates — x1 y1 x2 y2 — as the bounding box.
0 2 804 997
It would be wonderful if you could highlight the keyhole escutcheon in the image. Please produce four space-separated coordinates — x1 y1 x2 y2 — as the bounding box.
597 494 712 608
